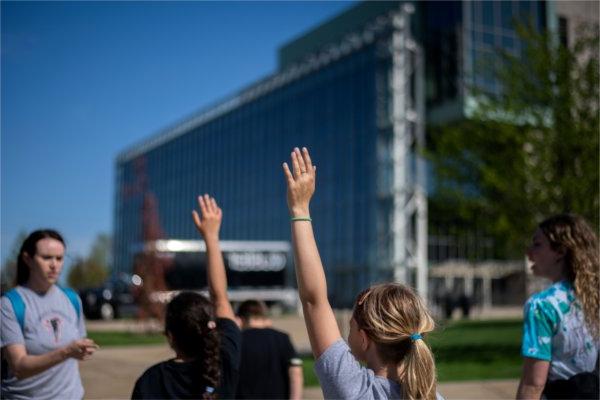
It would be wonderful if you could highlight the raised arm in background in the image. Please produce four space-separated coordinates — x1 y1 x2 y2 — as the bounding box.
192 194 235 321
282 147 341 358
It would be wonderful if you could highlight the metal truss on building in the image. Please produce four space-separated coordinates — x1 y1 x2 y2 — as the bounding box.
378 4 428 299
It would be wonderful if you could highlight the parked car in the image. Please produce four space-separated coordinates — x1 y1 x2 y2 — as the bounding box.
79 273 140 320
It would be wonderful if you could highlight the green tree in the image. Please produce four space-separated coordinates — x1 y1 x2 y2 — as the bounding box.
1 231 28 293
67 234 111 289
428 23 599 257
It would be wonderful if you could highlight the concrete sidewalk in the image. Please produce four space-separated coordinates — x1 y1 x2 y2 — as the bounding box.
80 344 519 399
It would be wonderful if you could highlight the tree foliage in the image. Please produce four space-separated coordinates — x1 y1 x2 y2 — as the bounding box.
1 231 29 293
67 234 111 289
428 23 599 258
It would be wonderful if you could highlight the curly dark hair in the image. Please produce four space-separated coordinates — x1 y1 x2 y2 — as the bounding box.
539 214 599 338
165 291 221 399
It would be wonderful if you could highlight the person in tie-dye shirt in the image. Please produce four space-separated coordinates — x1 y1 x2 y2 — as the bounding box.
517 215 599 400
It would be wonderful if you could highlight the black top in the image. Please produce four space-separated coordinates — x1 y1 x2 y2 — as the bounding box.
235 327 300 399
131 318 241 399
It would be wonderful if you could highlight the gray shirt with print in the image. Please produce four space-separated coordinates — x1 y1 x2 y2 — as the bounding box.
315 339 444 400
1 285 86 400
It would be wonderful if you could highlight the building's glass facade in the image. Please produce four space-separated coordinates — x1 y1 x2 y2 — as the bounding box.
466 0 547 95
423 0 548 123
115 0 550 306
116 44 383 306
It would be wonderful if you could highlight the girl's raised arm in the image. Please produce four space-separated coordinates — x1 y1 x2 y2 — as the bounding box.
192 194 235 320
283 147 341 358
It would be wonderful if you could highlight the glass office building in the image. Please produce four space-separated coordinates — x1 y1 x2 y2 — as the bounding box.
115 1 550 306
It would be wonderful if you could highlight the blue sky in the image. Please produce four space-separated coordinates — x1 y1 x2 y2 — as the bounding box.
1 1 355 272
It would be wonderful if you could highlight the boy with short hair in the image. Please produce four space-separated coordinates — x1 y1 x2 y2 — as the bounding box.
235 300 303 399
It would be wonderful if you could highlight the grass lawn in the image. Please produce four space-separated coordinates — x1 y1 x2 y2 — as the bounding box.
431 319 523 381
89 318 524 385
302 318 524 385
87 331 166 347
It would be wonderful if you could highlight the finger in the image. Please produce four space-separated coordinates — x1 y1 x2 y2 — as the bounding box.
198 195 208 217
291 151 301 178
302 147 313 174
295 147 307 173
282 162 294 184
192 210 202 228
204 194 213 214
210 197 218 213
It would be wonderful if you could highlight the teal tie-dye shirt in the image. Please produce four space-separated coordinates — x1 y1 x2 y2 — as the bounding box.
522 280 598 380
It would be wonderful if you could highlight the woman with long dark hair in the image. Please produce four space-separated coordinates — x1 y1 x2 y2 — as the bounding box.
1 229 98 399
517 214 599 399
132 195 241 399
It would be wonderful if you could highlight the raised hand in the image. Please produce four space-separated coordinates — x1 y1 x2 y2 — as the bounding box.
283 147 316 217
283 147 341 358
192 194 223 240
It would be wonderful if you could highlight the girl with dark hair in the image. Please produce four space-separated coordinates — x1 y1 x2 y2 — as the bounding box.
517 214 599 399
132 195 241 399
1 229 98 399
282 148 442 400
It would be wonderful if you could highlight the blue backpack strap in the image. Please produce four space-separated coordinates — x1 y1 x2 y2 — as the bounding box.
4 289 26 332
58 286 81 323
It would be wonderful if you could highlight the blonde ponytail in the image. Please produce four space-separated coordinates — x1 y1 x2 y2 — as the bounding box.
400 338 437 400
353 283 437 400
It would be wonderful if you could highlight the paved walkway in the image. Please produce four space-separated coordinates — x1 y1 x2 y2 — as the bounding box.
80 344 519 399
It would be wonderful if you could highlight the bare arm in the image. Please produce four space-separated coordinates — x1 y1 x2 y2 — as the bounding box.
2 339 98 380
192 194 235 320
516 357 549 400
283 147 341 358
288 365 303 400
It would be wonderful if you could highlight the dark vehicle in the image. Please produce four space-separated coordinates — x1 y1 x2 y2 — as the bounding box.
79 273 140 320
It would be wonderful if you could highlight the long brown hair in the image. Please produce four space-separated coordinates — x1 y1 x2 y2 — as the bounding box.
353 283 437 400
539 214 599 338
16 229 65 286
165 291 221 399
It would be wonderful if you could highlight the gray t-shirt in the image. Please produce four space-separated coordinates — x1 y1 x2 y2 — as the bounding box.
1 285 86 400
315 339 444 400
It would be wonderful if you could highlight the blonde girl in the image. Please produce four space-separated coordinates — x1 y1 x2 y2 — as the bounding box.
282 147 441 400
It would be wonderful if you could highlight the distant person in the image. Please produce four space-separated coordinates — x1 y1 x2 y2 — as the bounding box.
235 300 303 399
282 147 442 399
1 229 98 399
517 214 599 400
442 289 455 320
132 195 241 399
458 292 471 319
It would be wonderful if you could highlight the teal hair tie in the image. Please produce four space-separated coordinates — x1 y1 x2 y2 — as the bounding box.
410 333 422 341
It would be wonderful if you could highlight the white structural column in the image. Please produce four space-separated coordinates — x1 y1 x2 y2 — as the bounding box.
389 3 428 300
